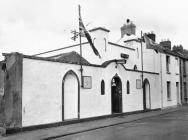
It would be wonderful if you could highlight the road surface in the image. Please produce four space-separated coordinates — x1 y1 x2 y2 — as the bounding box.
52 108 188 140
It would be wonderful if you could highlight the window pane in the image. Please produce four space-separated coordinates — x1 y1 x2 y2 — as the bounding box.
127 81 130 94
101 80 105 95
167 81 171 100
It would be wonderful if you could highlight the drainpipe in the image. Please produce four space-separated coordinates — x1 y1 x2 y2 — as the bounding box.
179 59 182 104
141 31 144 110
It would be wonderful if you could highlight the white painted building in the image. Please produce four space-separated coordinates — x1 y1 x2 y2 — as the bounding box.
0 22 181 131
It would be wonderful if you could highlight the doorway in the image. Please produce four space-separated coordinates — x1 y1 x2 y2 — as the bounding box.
111 75 122 114
62 70 79 120
143 79 151 110
176 82 180 105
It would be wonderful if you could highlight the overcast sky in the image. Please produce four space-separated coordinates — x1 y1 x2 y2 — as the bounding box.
0 0 187 59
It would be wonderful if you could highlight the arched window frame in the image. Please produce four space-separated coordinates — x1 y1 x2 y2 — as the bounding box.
104 38 107 52
127 80 130 94
133 65 137 71
93 38 96 45
101 80 105 95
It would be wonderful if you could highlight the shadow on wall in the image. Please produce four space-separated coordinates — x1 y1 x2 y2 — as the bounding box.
0 62 5 127
0 95 5 127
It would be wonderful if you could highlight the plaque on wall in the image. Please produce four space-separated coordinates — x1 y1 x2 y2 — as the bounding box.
136 79 142 89
83 76 92 89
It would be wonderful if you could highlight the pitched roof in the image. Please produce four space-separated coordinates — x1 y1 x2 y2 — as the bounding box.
145 43 184 58
47 51 90 65
175 49 188 59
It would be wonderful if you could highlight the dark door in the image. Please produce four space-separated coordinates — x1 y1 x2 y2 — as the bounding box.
111 77 122 113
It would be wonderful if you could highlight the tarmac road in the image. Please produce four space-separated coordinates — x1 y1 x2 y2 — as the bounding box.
53 108 188 140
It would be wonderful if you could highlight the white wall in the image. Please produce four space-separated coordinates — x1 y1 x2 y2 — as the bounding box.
22 58 111 126
22 57 161 127
22 58 80 126
143 73 161 109
161 53 180 108
79 65 111 118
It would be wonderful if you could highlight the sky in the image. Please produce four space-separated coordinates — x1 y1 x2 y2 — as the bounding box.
0 0 188 60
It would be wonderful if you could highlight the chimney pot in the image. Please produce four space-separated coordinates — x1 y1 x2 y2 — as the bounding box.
120 20 136 38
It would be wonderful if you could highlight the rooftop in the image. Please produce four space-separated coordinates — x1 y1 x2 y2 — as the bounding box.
47 51 90 65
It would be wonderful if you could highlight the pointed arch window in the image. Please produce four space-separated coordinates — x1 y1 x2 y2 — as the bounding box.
127 80 130 94
104 38 107 51
101 80 105 95
133 65 137 71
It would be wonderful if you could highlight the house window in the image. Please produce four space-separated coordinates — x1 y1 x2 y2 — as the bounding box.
104 38 107 52
127 81 130 94
166 55 170 73
183 60 186 75
175 57 179 74
137 48 139 58
101 80 105 95
184 82 187 100
167 81 171 101
175 58 179 66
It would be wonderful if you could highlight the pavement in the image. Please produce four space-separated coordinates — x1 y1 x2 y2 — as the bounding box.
56 105 188 140
0 105 184 140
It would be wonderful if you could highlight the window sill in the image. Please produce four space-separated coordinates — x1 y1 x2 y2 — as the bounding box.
175 73 179 75
167 99 172 101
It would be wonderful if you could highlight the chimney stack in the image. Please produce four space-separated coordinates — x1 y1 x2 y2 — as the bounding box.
160 40 171 50
172 45 183 52
146 32 156 42
120 19 136 38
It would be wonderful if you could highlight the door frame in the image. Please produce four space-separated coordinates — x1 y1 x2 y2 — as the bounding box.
143 78 151 110
176 82 180 105
62 70 80 121
111 74 122 114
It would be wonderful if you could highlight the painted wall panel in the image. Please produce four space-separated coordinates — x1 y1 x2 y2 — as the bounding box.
22 58 75 126
64 74 78 120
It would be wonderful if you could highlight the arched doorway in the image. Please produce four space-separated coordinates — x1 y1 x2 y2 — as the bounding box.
62 70 80 120
111 74 122 114
143 79 151 110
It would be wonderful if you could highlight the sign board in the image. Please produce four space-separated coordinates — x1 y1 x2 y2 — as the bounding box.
83 76 92 89
136 79 142 89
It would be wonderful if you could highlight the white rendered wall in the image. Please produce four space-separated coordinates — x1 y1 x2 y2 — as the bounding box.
161 53 180 108
102 63 143 113
22 58 80 126
143 73 161 109
79 65 111 118
22 58 111 126
22 55 161 126
143 47 160 73
107 44 136 69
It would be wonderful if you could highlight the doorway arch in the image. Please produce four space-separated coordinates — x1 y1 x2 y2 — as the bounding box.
111 74 122 114
62 70 80 121
143 78 151 110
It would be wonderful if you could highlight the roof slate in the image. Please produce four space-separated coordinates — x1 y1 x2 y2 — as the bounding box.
47 51 90 65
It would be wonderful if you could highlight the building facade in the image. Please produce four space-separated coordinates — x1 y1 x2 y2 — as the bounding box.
0 22 185 132
173 46 188 104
